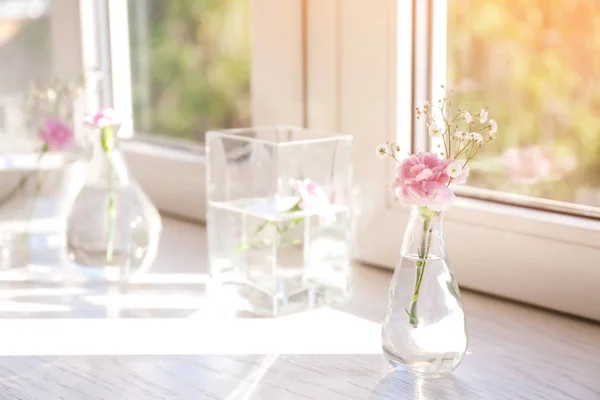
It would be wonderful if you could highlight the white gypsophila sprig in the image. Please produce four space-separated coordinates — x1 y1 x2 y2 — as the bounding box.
488 119 498 139
409 85 496 171
479 108 488 123
469 132 484 145
446 159 464 178
463 111 473 123
375 141 402 162
428 121 442 137
453 130 468 141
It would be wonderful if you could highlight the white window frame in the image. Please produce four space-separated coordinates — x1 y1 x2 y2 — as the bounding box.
81 0 600 320
306 0 600 321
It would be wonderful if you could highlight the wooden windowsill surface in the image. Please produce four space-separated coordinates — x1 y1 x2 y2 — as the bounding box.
0 217 598 399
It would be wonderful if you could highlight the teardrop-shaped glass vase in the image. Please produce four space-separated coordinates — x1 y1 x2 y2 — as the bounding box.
66 125 162 281
381 206 467 378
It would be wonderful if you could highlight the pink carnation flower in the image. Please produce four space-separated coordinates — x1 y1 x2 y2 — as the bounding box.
84 108 118 129
393 152 455 211
292 179 334 224
40 118 73 151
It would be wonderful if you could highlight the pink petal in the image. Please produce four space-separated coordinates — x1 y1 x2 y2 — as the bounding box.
415 168 433 182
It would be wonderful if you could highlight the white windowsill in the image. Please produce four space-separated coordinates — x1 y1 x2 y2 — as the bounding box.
0 216 595 397
122 140 206 222
150 217 600 397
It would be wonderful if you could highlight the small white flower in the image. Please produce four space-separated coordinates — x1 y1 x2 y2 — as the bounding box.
469 132 484 144
446 160 464 178
454 130 467 140
416 101 430 114
376 144 388 159
428 121 442 137
488 119 498 138
464 111 473 123
479 109 488 123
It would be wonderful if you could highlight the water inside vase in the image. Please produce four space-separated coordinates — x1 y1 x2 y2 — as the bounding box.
207 196 351 316
0 152 84 279
381 253 467 377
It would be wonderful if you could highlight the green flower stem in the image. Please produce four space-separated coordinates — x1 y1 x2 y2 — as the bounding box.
23 144 49 237
235 201 303 253
101 126 116 263
22 170 45 243
0 144 48 210
0 173 32 209
407 208 436 327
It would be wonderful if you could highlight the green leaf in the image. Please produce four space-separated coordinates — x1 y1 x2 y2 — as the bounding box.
275 223 286 234
284 201 303 213
255 220 271 233
234 243 251 253
289 217 304 228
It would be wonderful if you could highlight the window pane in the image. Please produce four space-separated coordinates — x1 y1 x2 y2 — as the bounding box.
128 0 251 143
447 0 600 211
0 0 52 143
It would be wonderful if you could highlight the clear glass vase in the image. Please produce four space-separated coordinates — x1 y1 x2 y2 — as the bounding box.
0 90 87 277
66 127 162 281
381 206 467 378
206 126 353 317
0 151 84 275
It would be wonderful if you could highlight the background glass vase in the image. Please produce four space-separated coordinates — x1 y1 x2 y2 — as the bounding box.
206 127 353 317
381 206 468 378
0 149 85 277
66 126 162 281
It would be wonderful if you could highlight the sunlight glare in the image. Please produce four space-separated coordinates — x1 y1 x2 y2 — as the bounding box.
0 308 381 356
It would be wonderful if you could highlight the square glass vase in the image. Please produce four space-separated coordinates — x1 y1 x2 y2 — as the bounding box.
206 126 353 316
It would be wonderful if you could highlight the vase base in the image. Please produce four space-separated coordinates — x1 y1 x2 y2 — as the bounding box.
382 347 462 379
67 245 156 281
70 263 125 281
0 231 66 280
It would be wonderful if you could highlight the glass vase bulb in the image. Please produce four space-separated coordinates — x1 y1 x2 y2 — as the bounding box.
66 130 161 281
381 206 468 378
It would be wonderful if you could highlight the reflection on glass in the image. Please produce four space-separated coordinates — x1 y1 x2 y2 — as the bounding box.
128 0 251 143
447 0 600 209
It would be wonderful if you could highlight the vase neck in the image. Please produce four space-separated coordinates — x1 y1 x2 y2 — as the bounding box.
86 127 131 187
400 206 446 260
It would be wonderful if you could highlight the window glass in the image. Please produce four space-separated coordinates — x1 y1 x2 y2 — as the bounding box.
128 0 251 143
0 0 52 140
447 0 600 209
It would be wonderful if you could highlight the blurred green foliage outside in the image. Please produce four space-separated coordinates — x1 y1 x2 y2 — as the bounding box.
448 0 600 207
128 0 251 143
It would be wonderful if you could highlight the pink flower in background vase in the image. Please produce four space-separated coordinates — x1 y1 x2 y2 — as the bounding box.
393 152 455 211
84 108 118 128
292 179 334 223
502 146 553 185
503 146 577 184
40 117 73 150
